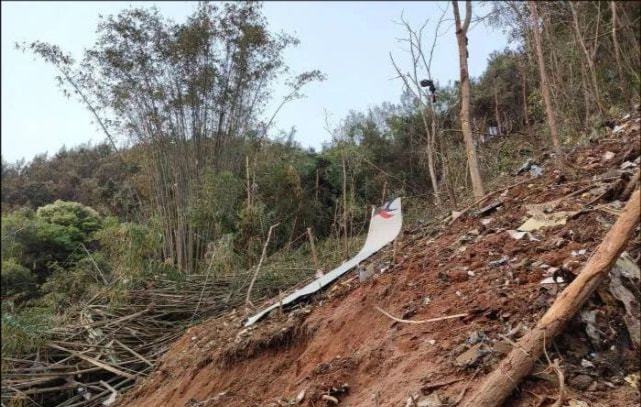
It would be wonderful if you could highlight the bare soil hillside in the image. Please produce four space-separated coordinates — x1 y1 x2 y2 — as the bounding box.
121 115 640 407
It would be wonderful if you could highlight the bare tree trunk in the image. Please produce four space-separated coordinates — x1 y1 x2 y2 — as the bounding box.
420 109 442 205
611 1 630 107
341 151 349 257
569 2 605 116
452 0 484 199
464 189 640 407
493 86 503 136
245 155 252 209
314 168 319 203
306 227 320 274
579 61 592 128
528 1 563 157
517 59 534 139
389 9 448 206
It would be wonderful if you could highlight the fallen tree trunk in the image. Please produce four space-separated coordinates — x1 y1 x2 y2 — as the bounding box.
463 189 640 407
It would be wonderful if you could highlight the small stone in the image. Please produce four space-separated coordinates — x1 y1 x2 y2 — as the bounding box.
417 392 444 407
467 331 486 345
455 343 489 367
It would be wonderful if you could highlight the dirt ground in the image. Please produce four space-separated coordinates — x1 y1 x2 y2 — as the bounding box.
120 115 640 407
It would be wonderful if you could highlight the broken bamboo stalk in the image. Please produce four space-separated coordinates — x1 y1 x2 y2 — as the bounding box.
307 227 320 273
463 188 640 407
48 344 137 380
246 223 280 307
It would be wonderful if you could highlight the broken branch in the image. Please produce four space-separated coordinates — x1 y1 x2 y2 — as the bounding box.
375 306 467 324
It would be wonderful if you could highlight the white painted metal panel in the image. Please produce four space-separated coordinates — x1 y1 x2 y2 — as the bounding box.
244 198 402 327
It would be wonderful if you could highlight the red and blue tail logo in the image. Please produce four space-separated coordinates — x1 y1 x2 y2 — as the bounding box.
375 200 397 219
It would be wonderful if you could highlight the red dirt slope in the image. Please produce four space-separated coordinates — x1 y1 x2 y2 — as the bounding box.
121 115 640 407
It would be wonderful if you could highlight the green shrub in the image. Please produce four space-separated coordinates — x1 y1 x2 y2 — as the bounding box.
1 302 52 358
96 217 162 282
40 253 110 311
36 200 102 238
1 259 36 298
2 202 103 281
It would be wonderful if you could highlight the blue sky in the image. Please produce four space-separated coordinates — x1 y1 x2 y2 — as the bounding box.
1 1 509 163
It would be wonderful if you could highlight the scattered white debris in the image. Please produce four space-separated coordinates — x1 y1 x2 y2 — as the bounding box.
100 380 119 406
529 165 543 177
77 387 92 401
567 400 589 407
625 373 640 389
620 161 637 170
506 230 540 241
489 256 509 267
603 151 615 161
581 358 595 368
540 276 565 285
467 270 476 277
571 249 587 257
480 218 493 226
322 394 339 404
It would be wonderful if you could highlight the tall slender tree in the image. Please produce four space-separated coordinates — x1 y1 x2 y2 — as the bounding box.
527 1 562 158
452 0 484 199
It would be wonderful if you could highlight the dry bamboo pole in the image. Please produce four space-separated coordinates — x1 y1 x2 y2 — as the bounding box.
463 189 640 407
47 344 137 380
307 227 320 273
245 223 279 307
